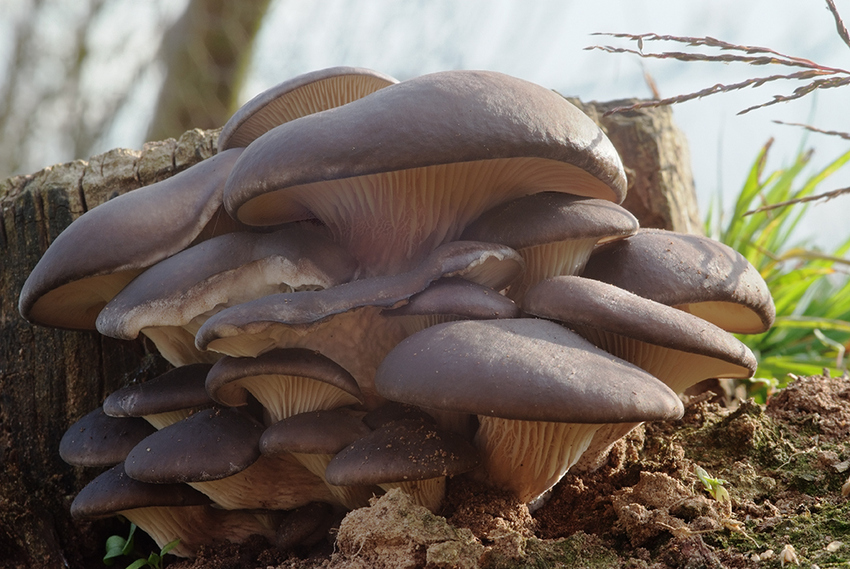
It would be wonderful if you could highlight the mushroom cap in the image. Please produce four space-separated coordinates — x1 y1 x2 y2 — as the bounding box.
59 407 156 467
375 318 683 424
195 240 524 354
223 70 626 275
19 149 244 330
218 66 398 151
96 224 358 341
581 229 775 334
362 402 437 430
206 348 363 408
103 364 214 419
461 192 639 250
124 407 264 483
260 409 372 455
382 277 520 320
71 463 212 519
522 276 758 383
325 420 480 486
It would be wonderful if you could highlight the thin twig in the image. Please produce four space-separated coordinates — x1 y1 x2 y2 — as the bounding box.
826 0 850 51
744 186 850 215
773 120 850 140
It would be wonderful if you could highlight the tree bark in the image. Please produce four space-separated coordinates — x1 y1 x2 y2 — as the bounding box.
0 100 698 568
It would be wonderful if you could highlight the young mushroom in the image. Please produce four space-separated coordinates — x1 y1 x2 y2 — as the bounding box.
71 463 276 558
374 318 683 503
218 66 398 151
124 407 333 510
580 228 775 334
460 192 639 303
59 407 156 467
223 70 626 276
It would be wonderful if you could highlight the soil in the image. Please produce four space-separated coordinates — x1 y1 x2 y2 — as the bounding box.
159 372 850 568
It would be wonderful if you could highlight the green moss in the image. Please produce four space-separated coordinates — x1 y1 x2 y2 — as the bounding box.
482 533 621 569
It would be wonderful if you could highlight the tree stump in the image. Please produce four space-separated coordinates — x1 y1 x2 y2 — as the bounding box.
0 100 698 568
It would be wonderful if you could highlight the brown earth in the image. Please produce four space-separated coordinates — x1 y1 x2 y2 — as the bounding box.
158 372 850 569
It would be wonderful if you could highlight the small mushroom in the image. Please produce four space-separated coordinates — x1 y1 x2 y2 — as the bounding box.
223 70 626 275
260 408 377 509
59 407 156 467
70 463 275 557
206 348 364 424
461 192 639 302
375 318 683 503
218 66 398 151
19 149 245 330
581 228 775 333
124 407 333 510
102 364 214 429
325 419 480 512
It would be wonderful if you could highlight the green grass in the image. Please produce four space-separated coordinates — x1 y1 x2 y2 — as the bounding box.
706 141 850 399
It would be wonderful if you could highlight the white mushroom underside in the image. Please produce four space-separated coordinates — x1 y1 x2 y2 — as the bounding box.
189 454 333 510
31 270 142 329
236 375 362 423
506 238 598 303
473 417 600 504
123 505 273 558
570 421 641 473
291 452 377 510
141 326 222 367
239 157 614 276
676 300 765 334
573 327 752 395
205 307 408 407
143 409 197 431
379 477 446 513
229 76 394 147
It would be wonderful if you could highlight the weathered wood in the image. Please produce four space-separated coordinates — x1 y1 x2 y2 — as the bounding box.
0 100 699 567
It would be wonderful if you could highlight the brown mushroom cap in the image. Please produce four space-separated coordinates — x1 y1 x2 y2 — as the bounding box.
218 66 398 151
102 364 214 429
376 318 683 423
374 318 683 503
94 224 358 366
325 420 479 511
522 276 758 394
59 407 156 467
70 463 274 557
581 228 775 334
206 348 364 422
460 192 639 302
124 407 333 510
19 149 244 330
223 70 626 275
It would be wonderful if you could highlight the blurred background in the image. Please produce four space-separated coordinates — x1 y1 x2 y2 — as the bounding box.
1 0 848 247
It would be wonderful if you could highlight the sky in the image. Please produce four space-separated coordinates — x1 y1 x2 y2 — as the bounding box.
3 0 848 248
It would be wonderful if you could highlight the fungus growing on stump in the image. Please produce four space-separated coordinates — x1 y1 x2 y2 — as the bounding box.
375 318 683 503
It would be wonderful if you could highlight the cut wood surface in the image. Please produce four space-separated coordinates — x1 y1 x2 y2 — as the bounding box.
0 100 699 568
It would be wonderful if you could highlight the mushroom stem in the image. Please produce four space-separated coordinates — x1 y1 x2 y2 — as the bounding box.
473 418 600 504
291 452 377 510
506 238 598 302
378 478 446 513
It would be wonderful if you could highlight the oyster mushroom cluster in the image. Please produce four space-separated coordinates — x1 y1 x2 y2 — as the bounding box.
19 67 774 558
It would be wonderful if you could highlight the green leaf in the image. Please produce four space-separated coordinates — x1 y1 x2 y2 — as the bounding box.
160 539 181 557
125 559 150 569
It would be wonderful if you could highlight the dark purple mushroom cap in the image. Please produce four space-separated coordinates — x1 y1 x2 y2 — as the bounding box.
522 276 757 393
96 224 358 341
223 70 626 275
103 364 214 426
325 420 480 486
362 402 437 430
59 407 156 467
71 463 212 519
19 149 244 330
124 407 264 483
581 229 775 334
206 348 363 409
260 409 371 456
461 193 639 249
218 66 398 151
382 277 520 320
375 318 683 424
